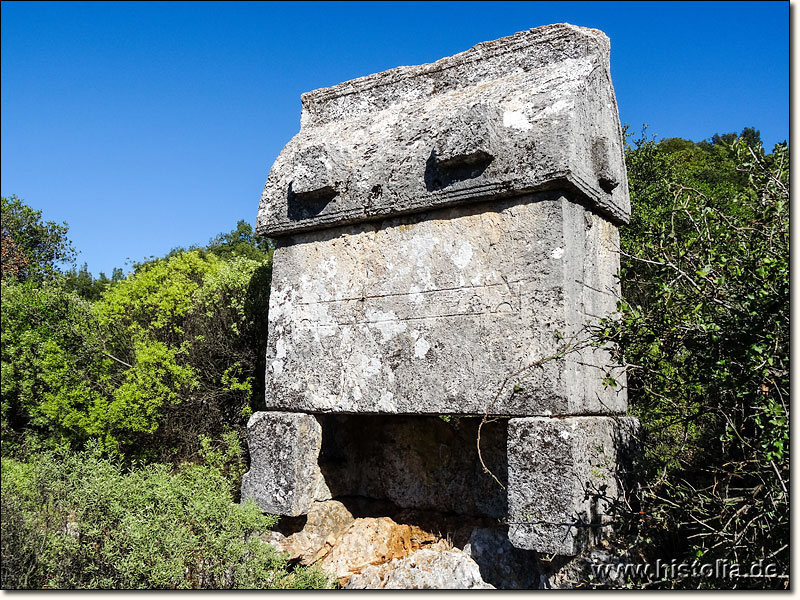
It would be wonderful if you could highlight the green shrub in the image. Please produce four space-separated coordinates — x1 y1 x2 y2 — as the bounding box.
594 130 788 588
2 243 272 463
1 278 108 452
93 249 272 461
0 445 331 589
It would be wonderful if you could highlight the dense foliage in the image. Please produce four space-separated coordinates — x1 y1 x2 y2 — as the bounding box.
0 205 319 588
595 128 789 588
1 437 331 589
1 195 75 282
1 221 272 462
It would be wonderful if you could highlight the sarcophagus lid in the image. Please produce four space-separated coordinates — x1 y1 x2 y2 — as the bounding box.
257 23 630 238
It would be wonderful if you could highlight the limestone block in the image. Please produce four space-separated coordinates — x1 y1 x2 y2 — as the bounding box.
507 416 639 555
240 411 329 516
257 23 629 238
264 193 626 415
267 500 356 565
319 517 441 581
343 549 494 590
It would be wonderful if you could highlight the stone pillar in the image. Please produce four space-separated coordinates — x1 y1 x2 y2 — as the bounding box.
240 411 329 517
507 416 639 555
242 22 638 555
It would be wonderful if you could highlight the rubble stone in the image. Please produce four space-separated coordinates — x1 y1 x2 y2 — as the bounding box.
269 500 355 565
318 517 440 582
344 549 494 590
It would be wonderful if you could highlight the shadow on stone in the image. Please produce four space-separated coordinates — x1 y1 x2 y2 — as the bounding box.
506 416 641 555
424 149 493 192
287 182 337 221
317 415 508 520
272 514 308 537
463 527 543 589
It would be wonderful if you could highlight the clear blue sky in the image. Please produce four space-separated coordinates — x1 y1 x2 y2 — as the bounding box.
1 1 789 277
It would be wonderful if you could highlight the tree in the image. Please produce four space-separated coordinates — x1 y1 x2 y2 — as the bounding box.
206 219 273 260
1 195 75 282
63 262 111 301
1 278 106 448
2 226 272 462
707 126 762 150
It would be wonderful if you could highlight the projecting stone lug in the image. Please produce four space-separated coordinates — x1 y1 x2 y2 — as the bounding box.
433 104 499 167
240 411 330 517
506 416 640 555
592 137 619 193
291 144 339 198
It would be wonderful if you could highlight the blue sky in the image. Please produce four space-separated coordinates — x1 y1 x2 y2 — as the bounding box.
1 1 789 277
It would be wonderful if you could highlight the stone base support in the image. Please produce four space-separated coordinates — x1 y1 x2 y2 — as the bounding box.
241 412 639 556
242 412 508 519
240 411 329 516
507 416 639 555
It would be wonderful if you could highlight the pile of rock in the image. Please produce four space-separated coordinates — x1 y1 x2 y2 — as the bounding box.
259 500 550 589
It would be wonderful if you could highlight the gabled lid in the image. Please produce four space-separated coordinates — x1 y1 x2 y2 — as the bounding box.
257 23 630 237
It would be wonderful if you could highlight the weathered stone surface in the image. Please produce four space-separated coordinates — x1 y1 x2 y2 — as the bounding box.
268 500 355 565
265 192 626 415
344 549 494 590
245 24 637 561
243 415 508 520
540 547 634 589
507 416 639 555
240 411 329 516
318 415 508 518
260 516 633 589
318 517 440 582
258 530 287 549
257 23 629 238
462 527 541 589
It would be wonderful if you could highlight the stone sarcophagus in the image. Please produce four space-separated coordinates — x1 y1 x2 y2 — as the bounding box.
243 23 638 556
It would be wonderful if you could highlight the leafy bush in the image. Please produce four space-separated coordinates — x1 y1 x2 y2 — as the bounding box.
1 278 108 452
595 130 789 588
0 205 316 589
2 239 272 462
93 248 272 460
0 441 332 589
